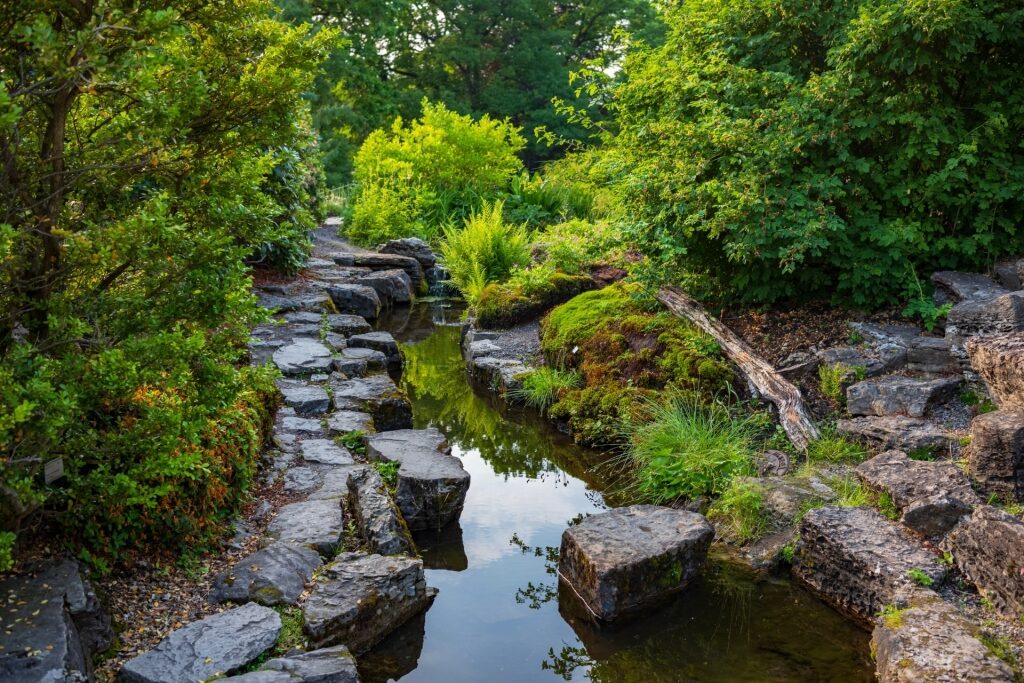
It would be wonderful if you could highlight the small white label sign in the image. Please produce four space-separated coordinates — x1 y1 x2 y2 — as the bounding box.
43 458 64 484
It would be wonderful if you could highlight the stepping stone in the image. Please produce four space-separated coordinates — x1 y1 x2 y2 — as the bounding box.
327 284 381 320
267 499 345 556
356 269 414 306
856 450 979 537
379 237 437 268
792 506 946 622
276 413 323 436
467 339 501 359
301 439 354 466
348 467 415 556
273 339 334 376
348 331 401 366
250 338 285 366
943 505 1024 619
818 344 906 377
836 416 955 454
906 335 958 374
283 312 372 336
117 603 281 683
258 292 333 313
334 347 387 376
468 356 530 395
331 375 413 431
224 645 359 682
326 410 375 436
276 379 330 416
284 466 323 493
872 591 1015 683
348 252 424 289
846 375 961 418
322 332 347 351
558 505 714 621
285 323 321 337
303 552 434 653
969 409 1024 503
309 465 365 501
365 429 470 530
210 542 322 606
969 333 1024 409
333 354 367 377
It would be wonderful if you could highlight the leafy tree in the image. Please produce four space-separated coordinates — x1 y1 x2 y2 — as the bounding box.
604 0 1024 306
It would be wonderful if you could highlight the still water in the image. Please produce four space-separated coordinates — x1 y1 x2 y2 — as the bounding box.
360 302 873 683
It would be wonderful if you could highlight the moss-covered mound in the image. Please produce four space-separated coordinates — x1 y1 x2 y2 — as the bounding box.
476 270 594 329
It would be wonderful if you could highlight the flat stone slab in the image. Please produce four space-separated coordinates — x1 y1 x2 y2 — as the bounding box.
301 439 354 466
836 416 955 454
906 336 958 374
258 292 332 313
276 379 330 416
738 476 833 525
348 252 424 289
210 542 322 606
340 346 387 369
365 429 470 530
276 409 324 436
468 356 529 395
818 344 906 377
327 284 381 320
856 450 980 537
356 269 414 306
846 375 960 418
331 375 412 432
558 505 714 621
378 237 436 268
932 271 1007 302
117 603 281 683
348 467 415 556
792 506 946 622
267 499 344 556
969 333 1024 409
273 339 335 376
326 410 375 435
348 331 401 365
225 645 359 682
283 466 323 493
969 409 1024 503
309 465 365 501
303 553 434 653
283 311 372 336
943 505 1024 619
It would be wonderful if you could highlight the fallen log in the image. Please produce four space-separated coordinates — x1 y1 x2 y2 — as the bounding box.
657 286 820 452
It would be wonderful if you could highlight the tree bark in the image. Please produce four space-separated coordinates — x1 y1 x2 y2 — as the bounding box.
656 285 820 452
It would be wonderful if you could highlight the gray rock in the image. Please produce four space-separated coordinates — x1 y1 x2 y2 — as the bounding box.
332 354 367 377
818 344 906 377
846 375 961 418
301 439 354 466
267 499 345 556
906 336 958 374
348 332 401 366
948 291 1024 339
348 467 415 556
943 505 1024 619
327 284 381 320
117 603 281 683
747 476 834 524
277 414 324 436
969 409 1024 503
258 292 333 313
872 591 1015 683
467 339 501 359
378 237 436 268
232 645 359 683
365 429 470 530
350 253 424 290
277 380 331 416
932 271 1007 302
331 375 413 432
754 449 792 476
856 450 979 537
309 466 365 501
229 519 258 551
558 505 714 622
284 312 372 336
356 269 414 306
836 416 955 454
995 257 1024 291
253 500 274 522
468 356 530 395
322 332 347 351
849 322 921 346
286 323 322 337
792 506 945 622
326 410 375 436
284 466 323 493
776 351 820 380
340 346 388 370
969 332 1024 409
210 543 322 606
303 553 434 653
274 339 335 376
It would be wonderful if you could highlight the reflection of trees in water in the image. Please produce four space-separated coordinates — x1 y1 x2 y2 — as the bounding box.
509 531 561 609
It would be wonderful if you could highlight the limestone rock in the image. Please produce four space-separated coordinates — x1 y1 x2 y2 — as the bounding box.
303 553 434 653
378 237 437 268
836 416 955 454
301 439 354 466
557 505 714 621
969 333 1024 409
284 312 372 337
856 450 979 537
348 331 401 366
468 356 530 395
792 506 945 622
348 467 415 556
943 505 1024 619
210 542 322 606
273 339 334 376
258 292 333 314
277 414 324 436
947 292 1024 340
356 269 414 306
932 271 1007 303
226 645 360 682
818 344 906 377
283 466 323 493
846 375 961 418
906 336 958 374
118 603 281 683
327 284 381 320
467 339 501 360
309 466 365 501
349 253 424 290
340 346 388 370
365 429 470 531
267 499 345 556
751 476 834 524
326 410 375 436
276 380 330 416
331 375 413 432
969 409 1024 503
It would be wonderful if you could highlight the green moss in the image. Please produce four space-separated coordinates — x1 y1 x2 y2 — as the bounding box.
476 269 594 329
877 491 900 521
878 604 906 629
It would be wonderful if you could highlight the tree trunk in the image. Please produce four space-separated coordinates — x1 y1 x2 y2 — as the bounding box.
656 285 820 452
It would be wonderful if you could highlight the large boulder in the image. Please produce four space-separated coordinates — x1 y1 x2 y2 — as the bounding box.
836 416 955 454
969 409 1024 503
856 450 979 537
348 253 424 290
792 506 946 622
276 379 330 416
365 429 470 531
356 269 414 307
378 237 437 268
210 542 322 606
224 645 359 682
348 467 416 556
943 505 1024 619
947 292 1024 340
327 284 381 320
331 375 413 432
557 505 714 622
348 331 401 367
303 553 435 653
846 375 960 418
283 311 372 337
273 339 334 376
905 336 959 374
117 603 281 683
969 333 1024 409
266 499 345 556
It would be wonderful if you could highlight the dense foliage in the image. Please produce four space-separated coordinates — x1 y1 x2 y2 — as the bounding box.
606 0 1024 306
0 1 331 569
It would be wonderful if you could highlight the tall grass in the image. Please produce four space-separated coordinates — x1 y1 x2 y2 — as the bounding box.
509 367 582 412
440 200 530 304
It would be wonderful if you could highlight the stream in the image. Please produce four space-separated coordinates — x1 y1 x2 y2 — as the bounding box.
359 301 874 683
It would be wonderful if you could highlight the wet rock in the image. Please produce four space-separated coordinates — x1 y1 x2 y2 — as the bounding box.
210 542 322 606
326 410 375 436
943 505 1024 619
413 523 468 572
323 332 348 351
348 467 415 556
284 466 323 493
349 253 424 290
856 450 979 537
818 344 906 377
333 353 367 377
348 331 401 366
250 338 286 366
226 645 360 682
331 375 413 432
339 346 388 370
356 269 414 306
836 416 955 454
468 356 530 395
327 284 381 320
906 336 958 374
277 379 331 416
301 439 355 466
284 312 372 336
872 591 1015 683
303 553 435 653
117 603 281 683
969 333 1024 409
258 292 333 313
267 499 345 556
378 237 436 268
557 505 714 622
846 375 961 418
792 506 945 622
229 519 258 551
969 409 1024 503
932 271 1008 303
309 466 365 501
755 449 792 476
274 339 335 376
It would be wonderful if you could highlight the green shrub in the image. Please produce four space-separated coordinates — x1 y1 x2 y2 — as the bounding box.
708 478 768 543
502 172 595 229
819 363 860 404
475 265 594 329
440 201 531 304
625 398 757 503
534 219 625 276
0 532 14 572
510 368 582 412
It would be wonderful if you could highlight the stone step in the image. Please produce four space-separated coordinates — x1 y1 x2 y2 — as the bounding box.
932 271 1008 303
968 408 1024 503
348 331 401 367
943 505 1024 620
325 410 375 436
282 311 372 336
846 375 960 418
339 252 424 290
836 415 955 454
301 439 354 466
818 344 906 377
273 339 334 376
276 379 331 416
347 467 416 557
257 291 333 314
266 499 345 556
378 237 437 269
223 645 359 682
330 375 413 432
355 269 414 306
326 284 381 320
334 346 388 377
210 542 322 607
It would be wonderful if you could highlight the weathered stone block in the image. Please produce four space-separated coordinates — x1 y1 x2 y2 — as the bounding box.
846 375 960 418
210 542 322 606
969 333 1024 409
273 339 334 376
348 467 415 556
331 375 412 432
327 284 381 320
943 505 1024 619
836 416 955 454
969 409 1024 503
276 379 330 416
266 499 345 556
